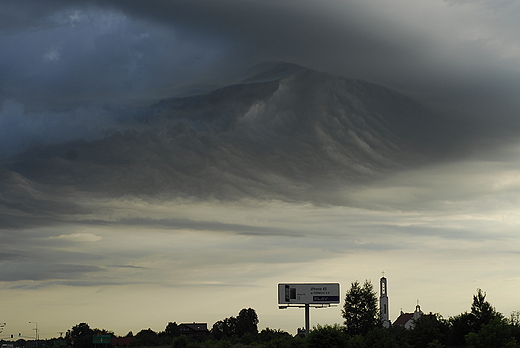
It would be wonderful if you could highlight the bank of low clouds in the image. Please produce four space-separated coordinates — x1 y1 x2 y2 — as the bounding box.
2 139 520 334
3 187 520 335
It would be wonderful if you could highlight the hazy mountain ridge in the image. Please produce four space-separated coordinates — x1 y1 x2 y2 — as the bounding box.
3 66 467 207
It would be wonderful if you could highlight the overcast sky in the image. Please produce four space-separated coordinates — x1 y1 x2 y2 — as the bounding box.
2 0 520 339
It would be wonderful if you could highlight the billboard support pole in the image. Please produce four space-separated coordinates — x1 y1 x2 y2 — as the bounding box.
305 304 310 336
278 283 340 337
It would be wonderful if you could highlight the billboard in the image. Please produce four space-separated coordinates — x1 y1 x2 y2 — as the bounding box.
278 283 340 304
93 335 111 344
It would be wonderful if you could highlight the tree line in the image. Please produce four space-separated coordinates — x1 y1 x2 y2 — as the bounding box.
327 280 520 348
3 283 520 348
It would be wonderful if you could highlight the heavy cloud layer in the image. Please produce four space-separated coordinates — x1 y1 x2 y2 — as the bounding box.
3 0 520 336
4 0 520 116
2 67 481 230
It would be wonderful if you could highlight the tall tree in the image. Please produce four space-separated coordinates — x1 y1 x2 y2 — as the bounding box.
211 317 238 339
447 288 504 346
471 288 502 330
160 322 179 338
236 308 259 336
341 280 379 335
211 308 259 339
66 323 94 348
67 323 93 340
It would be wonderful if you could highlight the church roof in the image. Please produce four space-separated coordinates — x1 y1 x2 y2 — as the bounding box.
393 312 414 326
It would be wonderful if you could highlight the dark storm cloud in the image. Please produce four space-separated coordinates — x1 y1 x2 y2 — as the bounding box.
0 0 240 112
2 0 520 230
72 0 520 120
0 0 61 31
2 0 520 157
5 0 519 116
2 68 472 214
0 102 120 160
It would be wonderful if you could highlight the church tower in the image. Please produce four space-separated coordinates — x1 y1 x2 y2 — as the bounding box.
380 274 391 328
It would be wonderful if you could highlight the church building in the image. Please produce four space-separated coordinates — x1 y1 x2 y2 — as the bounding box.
379 274 423 329
392 304 423 329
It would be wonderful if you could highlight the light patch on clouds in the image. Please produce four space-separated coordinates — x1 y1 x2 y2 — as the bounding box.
43 48 60 61
358 154 520 218
354 0 520 69
49 233 102 242
68 10 81 25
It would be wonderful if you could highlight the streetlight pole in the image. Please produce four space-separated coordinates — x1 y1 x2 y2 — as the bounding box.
29 322 38 348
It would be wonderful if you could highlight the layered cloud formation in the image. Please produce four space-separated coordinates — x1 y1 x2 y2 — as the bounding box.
3 0 520 338
2 66 475 229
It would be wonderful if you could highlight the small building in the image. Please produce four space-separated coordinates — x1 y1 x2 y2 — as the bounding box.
111 337 132 346
393 304 423 329
178 323 209 338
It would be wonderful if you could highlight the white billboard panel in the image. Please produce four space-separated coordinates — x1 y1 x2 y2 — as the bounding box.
278 283 340 304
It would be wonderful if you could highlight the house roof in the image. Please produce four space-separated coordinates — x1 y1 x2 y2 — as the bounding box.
179 323 208 332
393 313 414 326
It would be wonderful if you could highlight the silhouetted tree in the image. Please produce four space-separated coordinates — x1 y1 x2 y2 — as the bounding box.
130 329 159 347
448 312 475 346
257 328 292 342
508 311 520 344
447 288 504 346
211 317 238 340
364 326 411 348
67 323 93 340
157 322 180 343
66 323 94 348
307 324 347 348
409 313 448 348
342 280 379 335
466 317 517 348
164 322 180 338
211 308 258 339
171 335 189 348
236 308 259 336
471 288 502 331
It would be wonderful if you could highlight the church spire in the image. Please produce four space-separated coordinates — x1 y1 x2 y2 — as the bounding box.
380 272 391 328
